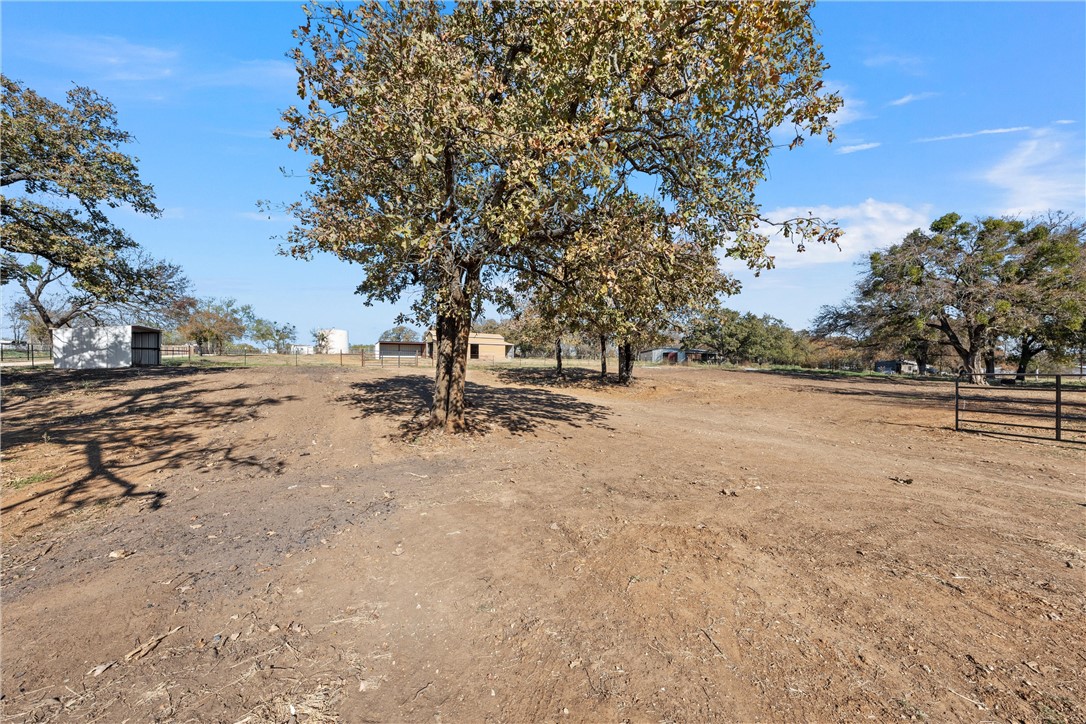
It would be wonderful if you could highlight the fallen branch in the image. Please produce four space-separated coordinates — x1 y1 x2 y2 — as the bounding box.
124 626 183 661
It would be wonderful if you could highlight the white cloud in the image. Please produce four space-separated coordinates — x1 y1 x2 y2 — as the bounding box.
836 142 881 155
722 199 931 271
916 126 1031 143
984 129 1086 215
863 53 925 75
1054 119 1075 125
888 92 937 107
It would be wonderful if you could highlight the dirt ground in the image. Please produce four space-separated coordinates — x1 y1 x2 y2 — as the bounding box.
1 362 1083 723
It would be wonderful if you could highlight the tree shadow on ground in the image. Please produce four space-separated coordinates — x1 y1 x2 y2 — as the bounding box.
1 366 296 518
493 366 630 391
745 369 955 408
338 374 613 436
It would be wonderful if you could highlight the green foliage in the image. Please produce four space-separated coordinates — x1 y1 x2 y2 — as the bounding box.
250 318 296 353
2 75 190 333
823 212 1086 378
682 306 808 366
172 298 255 354
379 325 421 342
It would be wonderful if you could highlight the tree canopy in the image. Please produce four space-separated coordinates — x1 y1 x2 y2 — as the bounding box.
819 212 1086 380
380 325 421 342
276 0 841 429
171 297 255 355
2 75 189 332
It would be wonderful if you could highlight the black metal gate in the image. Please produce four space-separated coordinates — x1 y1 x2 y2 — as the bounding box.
955 373 1085 443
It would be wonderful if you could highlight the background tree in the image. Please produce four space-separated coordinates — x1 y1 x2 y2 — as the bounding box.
1 75 167 301
514 194 736 382
380 325 421 342
276 1 840 430
250 318 297 353
812 297 944 373
852 213 1085 382
171 297 254 355
311 328 330 354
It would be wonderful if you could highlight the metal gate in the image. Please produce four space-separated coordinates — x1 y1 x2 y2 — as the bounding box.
955 373 1085 443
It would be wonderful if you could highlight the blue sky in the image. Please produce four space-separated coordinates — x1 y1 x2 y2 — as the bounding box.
2 1 1084 345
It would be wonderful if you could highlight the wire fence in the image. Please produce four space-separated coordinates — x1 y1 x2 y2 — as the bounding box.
955 373 1086 444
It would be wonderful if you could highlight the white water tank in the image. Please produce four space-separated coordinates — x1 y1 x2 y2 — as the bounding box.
322 328 349 354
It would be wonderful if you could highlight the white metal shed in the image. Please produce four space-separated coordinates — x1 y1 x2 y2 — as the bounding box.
52 325 161 369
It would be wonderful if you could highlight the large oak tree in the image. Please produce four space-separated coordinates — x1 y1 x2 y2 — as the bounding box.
1 75 189 334
276 0 841 430
840 213 1086 382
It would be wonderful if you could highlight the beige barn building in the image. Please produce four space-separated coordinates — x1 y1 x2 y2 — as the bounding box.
423 331 514 362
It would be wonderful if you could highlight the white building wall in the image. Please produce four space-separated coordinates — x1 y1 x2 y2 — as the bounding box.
53 326 132 369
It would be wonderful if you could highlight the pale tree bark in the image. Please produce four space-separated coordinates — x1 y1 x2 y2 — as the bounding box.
617 339 634 384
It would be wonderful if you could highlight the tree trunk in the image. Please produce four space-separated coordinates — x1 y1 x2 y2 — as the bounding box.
554 337 564 377
984 349 997 384
959 349 986 384
599 334 607 379
429 267 476 432
1015 334 1043 383
935 317 987 385
913 340 929 376
617 339 634 384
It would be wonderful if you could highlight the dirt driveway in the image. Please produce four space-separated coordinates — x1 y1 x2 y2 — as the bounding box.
1 363 1083 722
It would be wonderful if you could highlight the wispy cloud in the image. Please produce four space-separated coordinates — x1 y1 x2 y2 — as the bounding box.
13 32 293 96
863 53 925 75
239 211 290 224
888 92 937 107
720 199 931 270
836 142 881 155
916 126 1031 143
194 60 296 91
984 129 1086 215
1054 119 1075 125
25 34 179 82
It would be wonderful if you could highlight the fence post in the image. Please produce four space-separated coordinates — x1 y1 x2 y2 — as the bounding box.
30 344 35 368
1055 375 1062 442
340 351 343 366
244 350 247 367
295 351 299 367
954 376 960 431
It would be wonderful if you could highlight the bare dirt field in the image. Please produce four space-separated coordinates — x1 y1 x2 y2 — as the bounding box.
1 363 1083 723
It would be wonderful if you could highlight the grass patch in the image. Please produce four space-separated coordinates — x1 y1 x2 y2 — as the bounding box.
162 357 246 369
7 471 56 489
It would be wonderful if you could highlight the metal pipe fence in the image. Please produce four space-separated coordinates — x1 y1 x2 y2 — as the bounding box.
0 343 52 366
954 373 1085 443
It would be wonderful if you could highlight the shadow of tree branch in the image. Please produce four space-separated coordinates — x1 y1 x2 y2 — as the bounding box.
2 367 297 517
